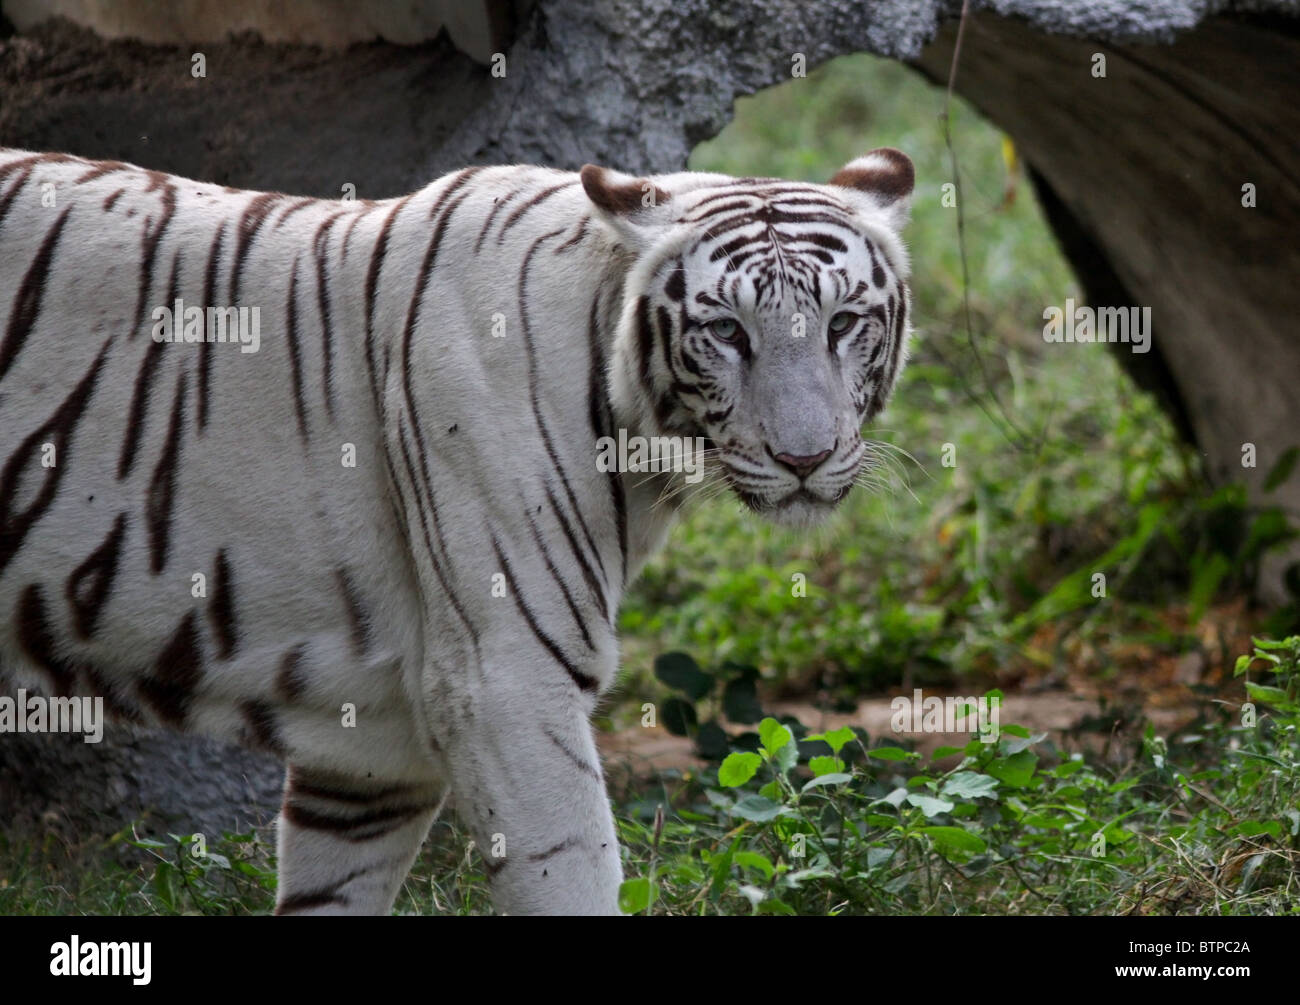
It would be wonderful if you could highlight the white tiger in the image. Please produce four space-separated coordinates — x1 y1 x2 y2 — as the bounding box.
0 146 913 914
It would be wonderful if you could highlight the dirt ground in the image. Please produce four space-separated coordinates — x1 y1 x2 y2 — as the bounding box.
600 600 1265 785
599 690 1197 788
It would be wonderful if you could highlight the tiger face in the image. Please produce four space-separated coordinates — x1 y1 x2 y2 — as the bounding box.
584 149 914 527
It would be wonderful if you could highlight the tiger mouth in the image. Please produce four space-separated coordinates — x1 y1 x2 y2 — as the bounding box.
732 484 851 512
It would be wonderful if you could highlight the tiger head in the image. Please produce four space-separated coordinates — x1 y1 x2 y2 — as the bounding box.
583 149 914 527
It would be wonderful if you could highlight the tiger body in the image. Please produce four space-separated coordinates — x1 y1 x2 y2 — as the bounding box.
0 146 914 914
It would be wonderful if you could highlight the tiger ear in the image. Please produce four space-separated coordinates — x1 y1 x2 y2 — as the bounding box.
580 164 673 248
827 148 914 231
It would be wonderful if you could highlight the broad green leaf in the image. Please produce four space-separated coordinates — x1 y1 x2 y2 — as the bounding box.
920 826 987 855
618 877 652 914
808 755 845 776
869 745 912 761
730 794 786 822
733 850 775 881
1245 683 1289 706
940 772 999 800
718 751 762 788
784 867 835 888
807 726 856 754
883 871 914 894
1235 820 1282 838
759 717 793 758
1049 759 1085 778
802 772 853 792
723 676 764 724
906 793 954 817
987 751 1037 788
774 737 799 774
999 732 1046 755
660 697 697 737
653 651 711 701
695 719 730 759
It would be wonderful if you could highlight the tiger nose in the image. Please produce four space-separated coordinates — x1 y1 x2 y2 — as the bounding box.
771 447 833 480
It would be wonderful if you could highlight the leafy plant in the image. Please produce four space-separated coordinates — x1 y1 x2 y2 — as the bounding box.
653 651 768 759
123 830 277 915
615 636 1299 915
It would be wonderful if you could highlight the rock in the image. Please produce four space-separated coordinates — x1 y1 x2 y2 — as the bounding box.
0 720 283 839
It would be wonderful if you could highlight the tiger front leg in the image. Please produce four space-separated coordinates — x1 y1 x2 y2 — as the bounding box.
437 669 623 916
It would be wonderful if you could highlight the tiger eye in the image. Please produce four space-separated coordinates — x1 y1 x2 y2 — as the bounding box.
829 312 858 334
708 318 740 342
